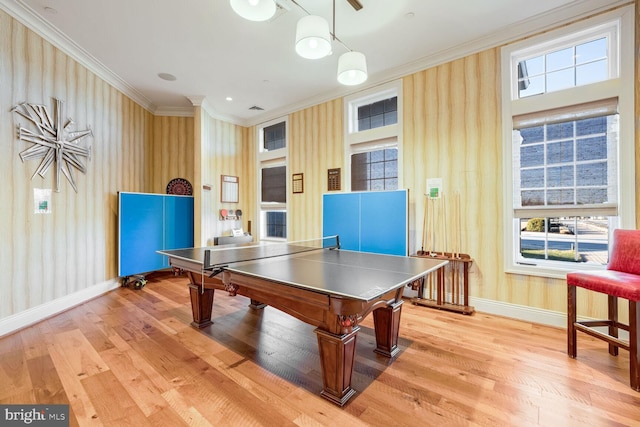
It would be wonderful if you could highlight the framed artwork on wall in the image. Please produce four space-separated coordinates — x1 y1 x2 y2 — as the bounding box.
221 175 239 203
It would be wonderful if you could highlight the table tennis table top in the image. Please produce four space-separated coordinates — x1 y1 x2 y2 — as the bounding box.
158 239 447 302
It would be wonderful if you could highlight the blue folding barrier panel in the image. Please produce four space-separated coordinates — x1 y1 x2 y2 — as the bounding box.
323 189 407 256
118 192 194 277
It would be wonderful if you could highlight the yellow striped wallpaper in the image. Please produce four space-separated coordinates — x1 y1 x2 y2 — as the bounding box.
288 99 343 242
147 115 194 195
0 10 150 317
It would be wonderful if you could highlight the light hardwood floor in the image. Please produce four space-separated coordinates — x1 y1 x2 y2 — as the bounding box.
1 272 639 426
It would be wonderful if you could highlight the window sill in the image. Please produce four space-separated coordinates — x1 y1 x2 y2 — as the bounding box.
505 261 606 280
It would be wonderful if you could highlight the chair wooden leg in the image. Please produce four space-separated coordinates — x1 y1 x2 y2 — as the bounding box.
608 295 619 356
630 300 639 391
568 285 577 358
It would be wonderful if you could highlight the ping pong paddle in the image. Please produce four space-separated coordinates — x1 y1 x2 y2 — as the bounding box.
220 208 228 219
236 209 242 218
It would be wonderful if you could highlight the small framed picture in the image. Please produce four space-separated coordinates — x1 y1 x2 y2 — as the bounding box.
221 175 239 203
292 173 304 194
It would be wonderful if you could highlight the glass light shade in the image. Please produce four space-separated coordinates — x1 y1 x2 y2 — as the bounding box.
230 0 276 22
337 51 368 85
295 15 332 59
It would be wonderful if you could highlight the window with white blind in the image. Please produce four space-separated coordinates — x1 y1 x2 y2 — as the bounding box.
258 118 287 240
513 99 619 216
344 80 402 192
501 7 635 278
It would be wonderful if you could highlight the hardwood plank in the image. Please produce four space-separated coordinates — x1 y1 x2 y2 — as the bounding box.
0 350 31 401
158 389 209 426
27 354 69 403
0 331 23 356
98 346 171 418
26 354 82 427
48 329 110 378
81 370 150 426
20 320 57 360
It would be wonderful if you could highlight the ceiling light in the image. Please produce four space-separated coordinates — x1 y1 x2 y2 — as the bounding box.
230 0 276 22
158 72 177 81
337 51 367 85
295 15 332 60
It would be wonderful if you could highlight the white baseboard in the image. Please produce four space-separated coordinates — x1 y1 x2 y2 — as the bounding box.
0 279 121 338
403 286 569 328
409 291 606 330
469 296 630 341
470 296 568 328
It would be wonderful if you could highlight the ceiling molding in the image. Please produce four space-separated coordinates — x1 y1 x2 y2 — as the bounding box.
187 96 243 126
153 106 194 118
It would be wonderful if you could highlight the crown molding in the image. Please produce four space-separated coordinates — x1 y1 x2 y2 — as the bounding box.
153 106 194 118
187 96 244 126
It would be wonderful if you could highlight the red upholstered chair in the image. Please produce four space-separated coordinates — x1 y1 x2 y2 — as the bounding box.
567 229 640 391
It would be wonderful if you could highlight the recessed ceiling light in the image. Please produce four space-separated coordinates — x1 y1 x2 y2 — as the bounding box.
44 6 57 14
158 72 177 81
226 97 233 101
405 12 415 19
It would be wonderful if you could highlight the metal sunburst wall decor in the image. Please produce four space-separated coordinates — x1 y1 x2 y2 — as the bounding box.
12 98 93 193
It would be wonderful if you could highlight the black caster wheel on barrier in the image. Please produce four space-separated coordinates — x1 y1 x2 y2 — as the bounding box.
122 277 130 288
133 278 147 290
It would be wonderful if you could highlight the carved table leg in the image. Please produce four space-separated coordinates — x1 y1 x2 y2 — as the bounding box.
314 327 359 406
373 299 403 357
188 283 214 329
249 299 267 309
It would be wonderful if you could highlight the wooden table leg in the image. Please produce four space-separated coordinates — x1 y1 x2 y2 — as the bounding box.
373 299 403 357
437 267 445 306
188 281 214 329
249 299 267 309
314 327 359 406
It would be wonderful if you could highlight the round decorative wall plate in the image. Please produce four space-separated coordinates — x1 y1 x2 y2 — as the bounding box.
166 178 193 195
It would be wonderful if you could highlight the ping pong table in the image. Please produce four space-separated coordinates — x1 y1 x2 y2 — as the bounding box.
158 236 447 406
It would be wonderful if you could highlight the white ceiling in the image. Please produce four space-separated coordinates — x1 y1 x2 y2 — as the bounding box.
0 0 628 126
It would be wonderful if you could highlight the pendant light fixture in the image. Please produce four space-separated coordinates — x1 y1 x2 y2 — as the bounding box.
295 15 332 59
337 51 367 85
330 0 367 85
230 0 367 85
230 0 276 22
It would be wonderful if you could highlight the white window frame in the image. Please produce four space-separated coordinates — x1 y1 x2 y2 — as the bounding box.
343 80 403 192
501 6 635 279
257 116 288 241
